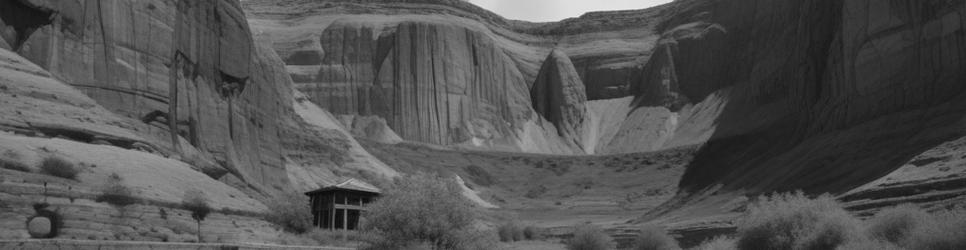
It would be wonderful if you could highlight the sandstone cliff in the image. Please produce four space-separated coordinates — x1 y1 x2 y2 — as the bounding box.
0 0 296 194
630 0 966 217
243 0 672 154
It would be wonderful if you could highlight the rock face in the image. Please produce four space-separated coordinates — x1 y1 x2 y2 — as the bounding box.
308 20 530 145
530 50 587 146
244 0 672 153
0 0 293 192
630 0 966 207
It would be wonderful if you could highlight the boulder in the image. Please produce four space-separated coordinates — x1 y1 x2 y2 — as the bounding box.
26 216 51 238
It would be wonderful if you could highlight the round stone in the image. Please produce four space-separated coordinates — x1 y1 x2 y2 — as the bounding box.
27 216 52 238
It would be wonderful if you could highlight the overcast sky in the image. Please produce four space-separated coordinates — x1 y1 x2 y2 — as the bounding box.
467 0 673 22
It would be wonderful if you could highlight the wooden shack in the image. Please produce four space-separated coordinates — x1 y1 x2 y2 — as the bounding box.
304 179 381 230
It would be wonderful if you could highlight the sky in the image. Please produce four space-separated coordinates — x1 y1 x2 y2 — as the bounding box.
467 0 673 22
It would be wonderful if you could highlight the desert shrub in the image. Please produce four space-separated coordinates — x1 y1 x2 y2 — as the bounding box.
735 191 862 250
0 158 30 172
523 225 543 240
632 224 679 250
95 173 139 207
689 236 736 250
866 204 930 244
264 193 313 233
566 223 613 250
39 156 78 179
182 189 211 242
361 173 477 250
497 222 525 242
906 209 966 250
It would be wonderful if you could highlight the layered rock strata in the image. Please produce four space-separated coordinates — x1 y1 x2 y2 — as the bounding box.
1 0 293 192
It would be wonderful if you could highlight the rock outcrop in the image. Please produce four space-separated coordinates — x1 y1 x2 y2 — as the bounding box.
1 0 294 193
530 50 587 147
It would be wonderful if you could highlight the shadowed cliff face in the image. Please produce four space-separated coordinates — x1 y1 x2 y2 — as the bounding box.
1 0 294 193
636 0 966 207
531 50 587 146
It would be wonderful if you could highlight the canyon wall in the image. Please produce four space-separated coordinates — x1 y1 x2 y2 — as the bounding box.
0 0 294 193
243 0 676 154
635 0 966 204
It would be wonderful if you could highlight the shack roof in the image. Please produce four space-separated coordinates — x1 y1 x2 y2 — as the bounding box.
305 178 381 196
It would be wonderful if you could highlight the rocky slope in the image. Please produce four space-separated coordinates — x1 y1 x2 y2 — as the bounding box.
0 0 394 243
0 43 283 243
0 0 296 194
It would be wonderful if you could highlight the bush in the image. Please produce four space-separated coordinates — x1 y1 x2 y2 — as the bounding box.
182 189 211 242
566 223 613 250
95 173 139 207
632 224 679 250
361 173 477 250
906 209 966 250
265 193 313 234
498 222 524 242
689 236 735 250
523 225 543 240
39 156 79 179
735 191 862 250
866 204 930 244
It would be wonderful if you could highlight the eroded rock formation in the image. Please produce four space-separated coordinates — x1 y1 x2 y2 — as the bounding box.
531 50 587 146
1 0 293 192
244 0 672 153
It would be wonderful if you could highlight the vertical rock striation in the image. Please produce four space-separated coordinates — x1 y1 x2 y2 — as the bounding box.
300 20 531 146
1 0 293 192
